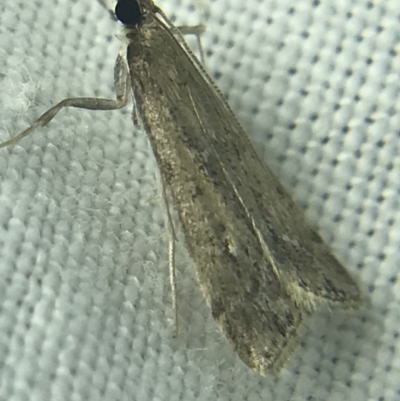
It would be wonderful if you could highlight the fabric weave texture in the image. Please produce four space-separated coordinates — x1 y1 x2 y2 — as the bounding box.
0 0 399 400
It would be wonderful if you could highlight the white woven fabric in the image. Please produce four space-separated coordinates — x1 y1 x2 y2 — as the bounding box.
0 0 399 400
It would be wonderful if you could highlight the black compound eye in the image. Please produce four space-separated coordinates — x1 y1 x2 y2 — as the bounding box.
115 0 142 26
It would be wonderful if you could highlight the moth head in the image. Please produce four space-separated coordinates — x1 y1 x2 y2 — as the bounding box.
115 0 149 26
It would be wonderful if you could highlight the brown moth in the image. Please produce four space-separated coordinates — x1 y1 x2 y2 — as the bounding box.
0 0 361 374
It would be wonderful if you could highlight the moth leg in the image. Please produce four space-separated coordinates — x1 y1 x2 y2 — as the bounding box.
177 24 206 64
0 54 130 148
160 175 179 338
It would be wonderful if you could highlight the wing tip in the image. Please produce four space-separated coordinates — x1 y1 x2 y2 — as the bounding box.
283 276 363 312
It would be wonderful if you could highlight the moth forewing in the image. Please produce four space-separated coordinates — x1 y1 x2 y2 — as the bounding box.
121 0 361 374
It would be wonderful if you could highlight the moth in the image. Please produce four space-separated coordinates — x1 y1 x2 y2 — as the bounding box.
1 0 361 374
